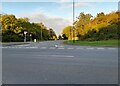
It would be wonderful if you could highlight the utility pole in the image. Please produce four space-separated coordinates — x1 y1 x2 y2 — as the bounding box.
73 0 75 43
40 23 43 41
41 28 42 41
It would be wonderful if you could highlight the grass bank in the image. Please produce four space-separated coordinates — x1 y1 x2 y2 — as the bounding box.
63 40 119 47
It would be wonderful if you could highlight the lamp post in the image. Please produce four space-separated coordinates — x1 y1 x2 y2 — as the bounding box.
30 34 32 42
72 0 75 43
24 31 27 42
41 28 42 41
73 27 75 43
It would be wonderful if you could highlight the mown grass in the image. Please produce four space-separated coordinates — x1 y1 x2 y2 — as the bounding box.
63 40 119 47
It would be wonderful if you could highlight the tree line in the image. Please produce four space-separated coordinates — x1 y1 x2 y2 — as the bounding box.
62 11 120 41
0 14 57 42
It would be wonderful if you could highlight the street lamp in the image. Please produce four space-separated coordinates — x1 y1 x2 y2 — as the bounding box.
72 0 75 43
30 34 32 42
24 31 27 42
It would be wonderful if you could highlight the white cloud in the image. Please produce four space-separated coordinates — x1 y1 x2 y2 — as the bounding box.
17 10 72 36
0 3 2 14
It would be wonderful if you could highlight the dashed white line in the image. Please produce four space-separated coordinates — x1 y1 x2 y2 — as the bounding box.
1 46 117 51
108 48 117 50
67 48 74 49
58 46 64 48
29 47 38 48
97 48 104 50
49 47 56 49
37 55 74 58
25 47 30 48
86 48 94 50
3 47 7 48
58 48 64 49
76 48 84 49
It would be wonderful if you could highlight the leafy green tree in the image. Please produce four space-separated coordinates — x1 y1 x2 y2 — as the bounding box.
63 11 119 41
62 26 72 40
48 28 57 40
1 14 56 42
62 34 68 40
58 35 62 40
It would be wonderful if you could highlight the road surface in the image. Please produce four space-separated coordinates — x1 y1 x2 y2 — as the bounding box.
2 40 118 84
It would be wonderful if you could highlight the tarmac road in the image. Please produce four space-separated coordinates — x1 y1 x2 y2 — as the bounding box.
2 40 118 84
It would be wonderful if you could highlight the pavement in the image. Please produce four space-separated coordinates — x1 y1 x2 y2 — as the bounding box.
2 42 30 47
2 40 118 84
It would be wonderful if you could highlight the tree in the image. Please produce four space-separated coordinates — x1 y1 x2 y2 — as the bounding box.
62 26 72 40
1 14 57 42
62 34 68 40
62 11 120 41
48 28 57 40
58 35 62 40
74 12 92 36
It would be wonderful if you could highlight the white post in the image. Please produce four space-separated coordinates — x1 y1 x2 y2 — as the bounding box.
30 34 32 42
24 31 27 42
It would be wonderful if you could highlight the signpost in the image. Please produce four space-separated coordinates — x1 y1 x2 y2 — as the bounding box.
30 34 32 42
24 31 27 42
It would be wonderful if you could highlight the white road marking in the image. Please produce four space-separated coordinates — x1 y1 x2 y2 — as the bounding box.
76 48 84 49
97 48 104 50
25 47 30 48
29 47 38 48
58 45 64 47
49 47 56 49
2 46 117 51
108 48 117 50
86 48 94 50
37 55 74 58
3 47 7 48
67 48 74 49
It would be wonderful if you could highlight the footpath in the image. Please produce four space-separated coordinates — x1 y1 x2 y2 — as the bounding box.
1 42 30 46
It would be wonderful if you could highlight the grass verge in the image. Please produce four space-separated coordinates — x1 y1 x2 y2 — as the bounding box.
63 40 119 47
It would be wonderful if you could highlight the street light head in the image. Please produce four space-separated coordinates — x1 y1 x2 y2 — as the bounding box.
30 34 32 36
24 31 27 35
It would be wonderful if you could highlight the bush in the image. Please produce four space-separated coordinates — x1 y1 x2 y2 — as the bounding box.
79 23 118 41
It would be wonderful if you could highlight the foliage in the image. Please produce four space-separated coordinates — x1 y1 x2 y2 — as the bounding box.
1 14 56 42
62 34 68 40
48 28 57 40
62 11 119 41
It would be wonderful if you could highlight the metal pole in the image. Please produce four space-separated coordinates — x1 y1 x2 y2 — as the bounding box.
41 28 42 41
24 34 26 42
73 0 75 43
24 31 27 42
25 34 26 42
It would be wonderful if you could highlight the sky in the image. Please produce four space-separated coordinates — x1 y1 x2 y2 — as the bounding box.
1 1 119 36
